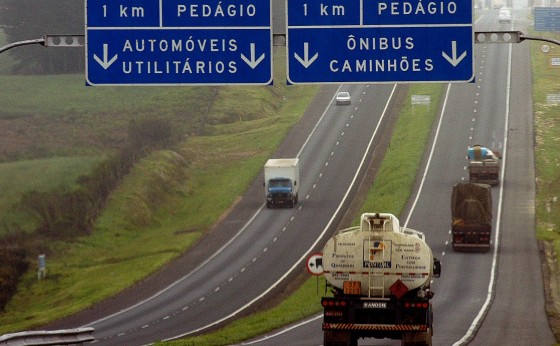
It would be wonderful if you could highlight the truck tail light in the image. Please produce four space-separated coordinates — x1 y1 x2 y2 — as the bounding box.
322 299 347 307
404 302 429 309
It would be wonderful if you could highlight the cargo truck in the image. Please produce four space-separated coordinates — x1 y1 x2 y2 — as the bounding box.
263 158 299 208
320 213 441 346
467 144 500 186
451 182 492 251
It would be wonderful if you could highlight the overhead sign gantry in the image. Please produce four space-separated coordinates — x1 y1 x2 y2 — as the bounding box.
85 0 273 86
286 0 474 84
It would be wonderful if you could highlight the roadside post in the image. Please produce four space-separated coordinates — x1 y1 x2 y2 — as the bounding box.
38 254 46 280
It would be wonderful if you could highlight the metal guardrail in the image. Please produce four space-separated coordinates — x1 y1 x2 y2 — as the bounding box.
0 327 95 345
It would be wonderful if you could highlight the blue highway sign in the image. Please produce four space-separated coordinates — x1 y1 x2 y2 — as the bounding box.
86 0 272 86
286 0 474 84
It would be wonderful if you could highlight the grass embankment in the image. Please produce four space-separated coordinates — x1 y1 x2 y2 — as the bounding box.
168 84 443 345
0 47 319 333
531 34 560 340
532 34 560 253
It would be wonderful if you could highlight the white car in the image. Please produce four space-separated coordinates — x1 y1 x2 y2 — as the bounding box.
498 7 512 23
336 91 351 105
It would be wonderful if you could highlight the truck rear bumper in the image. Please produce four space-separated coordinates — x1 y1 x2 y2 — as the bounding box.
323 323 428 332
469 178 499 186
266 198 295 207
452 242 491 251
468 166 499 186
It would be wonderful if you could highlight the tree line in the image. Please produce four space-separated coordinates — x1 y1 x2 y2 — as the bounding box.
0 0 84 74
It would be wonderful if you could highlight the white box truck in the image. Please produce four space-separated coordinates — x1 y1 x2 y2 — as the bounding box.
264 158 299 208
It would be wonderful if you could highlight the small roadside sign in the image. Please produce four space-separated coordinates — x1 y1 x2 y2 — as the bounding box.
306 253 323 275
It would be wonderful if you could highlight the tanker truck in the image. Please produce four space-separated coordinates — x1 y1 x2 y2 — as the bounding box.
263 158 299 208
320 213 441 346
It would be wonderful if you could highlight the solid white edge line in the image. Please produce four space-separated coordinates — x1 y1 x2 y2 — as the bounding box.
239 314 323 345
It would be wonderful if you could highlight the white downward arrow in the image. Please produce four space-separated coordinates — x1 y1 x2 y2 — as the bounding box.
241 43 265 69
93 44 118 70
294 42 318 68
442 41 467 67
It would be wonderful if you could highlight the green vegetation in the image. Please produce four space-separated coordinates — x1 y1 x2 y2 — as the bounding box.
531 33 560 341
0 47 320 333
0 157 102 232
359 85 442 217
531 32 560 245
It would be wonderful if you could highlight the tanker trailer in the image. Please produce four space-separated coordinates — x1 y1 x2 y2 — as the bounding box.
320 213 441 346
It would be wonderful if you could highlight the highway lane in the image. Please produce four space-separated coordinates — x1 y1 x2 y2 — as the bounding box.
241 8 556 346
83 83 405 345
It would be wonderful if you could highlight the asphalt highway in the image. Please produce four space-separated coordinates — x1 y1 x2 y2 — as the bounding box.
239 8 556 346
48 6 556 346
76 82 406 345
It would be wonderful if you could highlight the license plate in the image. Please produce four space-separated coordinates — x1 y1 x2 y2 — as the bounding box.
363 301 388 309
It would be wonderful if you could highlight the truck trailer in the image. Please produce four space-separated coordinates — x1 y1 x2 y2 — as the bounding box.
263 158 299 208
451 182 493 251
467 144 500 186
320 213 441 346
